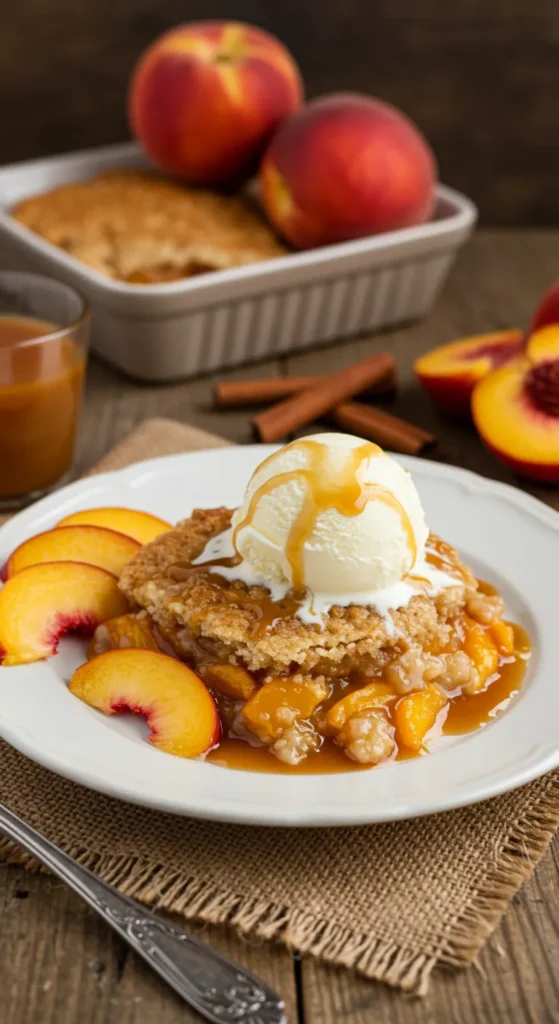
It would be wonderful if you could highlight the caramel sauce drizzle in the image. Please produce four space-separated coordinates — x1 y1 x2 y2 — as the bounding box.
207 624 531 774
167 565 303 638
403 574 431 589
230 439 417 591
167 439 419 636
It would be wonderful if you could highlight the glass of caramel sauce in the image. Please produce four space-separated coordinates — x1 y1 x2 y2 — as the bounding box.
0 272 89 509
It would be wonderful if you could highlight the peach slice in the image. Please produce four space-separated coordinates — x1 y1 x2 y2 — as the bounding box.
326 681 396 733
129 22 302 188
70 649 220 758
202 664 258 701
395 684 448 752
242 676 329 741
87 613 163 658
2 526 140 581
489 621 515 657
57 507 171 545
472 325 559 480
0 562 129 666
415 330 525 417
524 323 559 367
463 621 499 686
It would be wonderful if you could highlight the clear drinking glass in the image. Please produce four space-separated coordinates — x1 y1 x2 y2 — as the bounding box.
0 271 90 509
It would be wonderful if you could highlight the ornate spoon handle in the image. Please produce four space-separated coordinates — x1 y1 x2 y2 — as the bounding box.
0 802 286 1024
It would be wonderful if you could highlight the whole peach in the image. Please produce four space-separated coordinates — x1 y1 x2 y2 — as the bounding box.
260 93 437 249
129 21 303 186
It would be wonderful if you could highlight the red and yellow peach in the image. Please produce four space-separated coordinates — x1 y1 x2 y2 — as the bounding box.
414 330 525 417
531 280 559 333
395 685 447 752
129 21 302 186
472 325 559 481
260 92 437 249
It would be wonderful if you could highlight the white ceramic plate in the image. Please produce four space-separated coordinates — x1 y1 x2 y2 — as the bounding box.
0 447 556 827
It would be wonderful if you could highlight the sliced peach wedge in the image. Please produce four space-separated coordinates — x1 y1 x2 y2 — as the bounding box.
70 649 220 758
0 562 128 666
88 613 164 658
415 330 525 417
326 681 396 733
242 676 328 741
395 684 448 752
2 525 140 581
202 663 258 701
57 507 172 545
472 325 559 481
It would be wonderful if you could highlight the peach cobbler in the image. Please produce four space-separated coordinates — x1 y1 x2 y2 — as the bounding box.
0 433 530 772
12 170 286 284
110 434 530 771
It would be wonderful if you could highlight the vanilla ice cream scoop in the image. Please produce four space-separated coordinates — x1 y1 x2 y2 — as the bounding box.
230 433 428 595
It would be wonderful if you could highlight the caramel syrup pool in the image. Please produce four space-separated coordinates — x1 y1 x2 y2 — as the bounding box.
206 624 531 774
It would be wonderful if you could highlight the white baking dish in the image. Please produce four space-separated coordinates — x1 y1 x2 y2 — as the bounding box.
0 142 476 382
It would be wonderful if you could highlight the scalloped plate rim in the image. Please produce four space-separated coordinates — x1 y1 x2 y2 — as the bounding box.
0 445 556 827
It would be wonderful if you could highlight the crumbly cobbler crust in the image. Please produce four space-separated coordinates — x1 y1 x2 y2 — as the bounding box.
105 506 522 768
12 171 287 283
119 507 477 678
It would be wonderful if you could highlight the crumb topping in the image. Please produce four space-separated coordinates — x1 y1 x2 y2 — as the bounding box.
119 507 476 676
13 170 286 283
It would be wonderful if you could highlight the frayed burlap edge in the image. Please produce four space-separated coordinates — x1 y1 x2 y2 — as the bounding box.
439 770 559 974
2 772 559 996
3 419 559 997
0 836 436 994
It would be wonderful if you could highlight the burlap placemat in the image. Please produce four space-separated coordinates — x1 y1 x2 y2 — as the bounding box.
1 417 559 995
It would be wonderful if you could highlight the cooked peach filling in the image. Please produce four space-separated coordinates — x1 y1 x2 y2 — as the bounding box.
89 584 530 772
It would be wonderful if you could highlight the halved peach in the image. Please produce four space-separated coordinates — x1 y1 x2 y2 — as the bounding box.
70 649 220 758
524 323 559 366
88 612 179 660
531 280 559 332
57 507 172 544
415 330 525 417
2 526 140 581
0 562 129 666
472 325 559 480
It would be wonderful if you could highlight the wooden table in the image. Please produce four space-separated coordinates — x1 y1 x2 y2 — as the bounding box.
2 230 559 1023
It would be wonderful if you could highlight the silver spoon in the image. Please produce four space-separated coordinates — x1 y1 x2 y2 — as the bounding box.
0 802 286 1024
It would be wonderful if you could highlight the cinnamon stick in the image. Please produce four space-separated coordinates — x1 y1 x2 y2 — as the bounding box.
252 352 396 443
333 401 436 455
214 366 396 408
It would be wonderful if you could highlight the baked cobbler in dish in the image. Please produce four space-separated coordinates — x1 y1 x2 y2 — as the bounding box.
12 170 286 283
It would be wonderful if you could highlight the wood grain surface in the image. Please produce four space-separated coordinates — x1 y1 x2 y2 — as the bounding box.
2 230 559 1021
1 1 559 225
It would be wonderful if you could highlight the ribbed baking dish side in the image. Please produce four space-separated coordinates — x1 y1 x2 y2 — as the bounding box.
0 142 477 381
